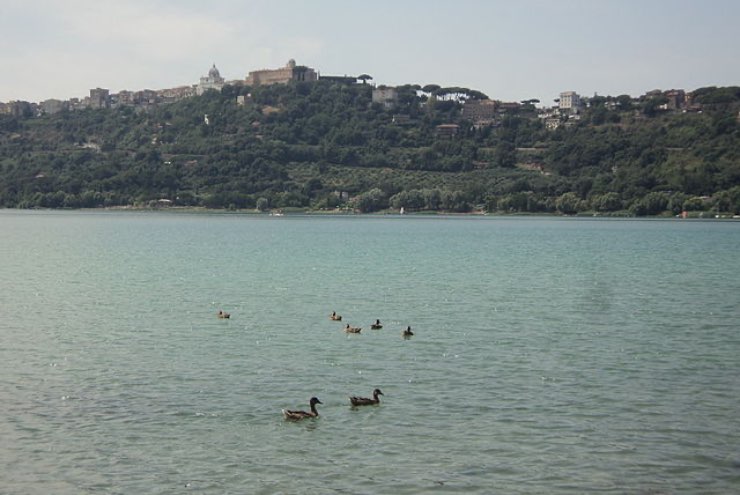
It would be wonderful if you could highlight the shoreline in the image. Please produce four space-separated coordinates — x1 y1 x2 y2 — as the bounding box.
2 206 739 220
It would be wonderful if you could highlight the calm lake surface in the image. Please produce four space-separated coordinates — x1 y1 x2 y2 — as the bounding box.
1 210 739 494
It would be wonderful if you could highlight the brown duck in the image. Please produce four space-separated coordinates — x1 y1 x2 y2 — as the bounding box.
344 324 361 334
282 397 322 420
329 311 342 321
350 388 384 406
370 319 383 329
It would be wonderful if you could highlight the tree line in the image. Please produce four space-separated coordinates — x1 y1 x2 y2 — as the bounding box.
0 80 738 215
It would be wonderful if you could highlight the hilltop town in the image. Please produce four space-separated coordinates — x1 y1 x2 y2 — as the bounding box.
1 59 315 115
0 59 738 215
0 59 714 129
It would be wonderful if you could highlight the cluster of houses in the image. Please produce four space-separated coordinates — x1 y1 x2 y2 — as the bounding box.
0 59 317 117
536 89 706 130
371 85 699 135
0 59 703 131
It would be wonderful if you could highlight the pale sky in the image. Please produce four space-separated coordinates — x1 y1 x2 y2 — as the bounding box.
1 0 738 105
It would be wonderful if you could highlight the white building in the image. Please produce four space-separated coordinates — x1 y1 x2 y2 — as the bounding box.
197 64 225 95
559 91 581 113
372 87 398 108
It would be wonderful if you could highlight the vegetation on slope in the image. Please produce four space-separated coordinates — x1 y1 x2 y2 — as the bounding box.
1 81 739 215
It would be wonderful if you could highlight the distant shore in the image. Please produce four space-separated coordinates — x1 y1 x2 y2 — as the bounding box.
4 206 739 220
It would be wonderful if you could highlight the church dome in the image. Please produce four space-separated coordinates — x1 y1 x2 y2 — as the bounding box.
208 64 221 78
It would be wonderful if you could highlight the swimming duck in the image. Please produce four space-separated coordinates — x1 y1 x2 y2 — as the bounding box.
370 319 383 329
217 310 231 319
329 311 342 321
344 324 361 333
282 397 322 420
350 388 384 406
402 325 413 337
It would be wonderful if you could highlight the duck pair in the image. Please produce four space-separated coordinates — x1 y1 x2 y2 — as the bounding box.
343 322 380 333
331 313 383 330
346 323 414 337
282 389 384 420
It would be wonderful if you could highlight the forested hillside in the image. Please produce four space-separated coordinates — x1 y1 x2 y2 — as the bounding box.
1 81 739 215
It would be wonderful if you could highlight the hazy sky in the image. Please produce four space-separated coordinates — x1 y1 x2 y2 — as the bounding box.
1 0 738 105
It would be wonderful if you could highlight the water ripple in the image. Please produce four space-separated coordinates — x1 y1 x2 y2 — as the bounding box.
1 212 739 493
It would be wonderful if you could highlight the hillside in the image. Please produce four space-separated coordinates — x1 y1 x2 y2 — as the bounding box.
1 81 739 215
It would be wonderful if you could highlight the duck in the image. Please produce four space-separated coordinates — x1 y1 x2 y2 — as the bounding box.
370 319 383 329
217 310 231 319
329 311 342 321
282 397 322 420
350 388 384 406
344 324 362 334
402 325 414 337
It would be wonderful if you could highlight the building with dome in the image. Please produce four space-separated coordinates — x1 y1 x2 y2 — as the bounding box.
197 64 225 95
245 59 317 86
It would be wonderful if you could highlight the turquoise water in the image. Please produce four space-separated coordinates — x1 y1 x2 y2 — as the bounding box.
1 210 739 494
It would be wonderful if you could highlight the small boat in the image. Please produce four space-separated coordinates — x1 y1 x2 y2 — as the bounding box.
370 319 383 330
402 325 413 338
217 310 231 319
344 324 362 334
350 388 384 406
282 397 322 420
329 311 342 321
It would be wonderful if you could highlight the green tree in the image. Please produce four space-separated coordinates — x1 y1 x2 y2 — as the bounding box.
422 188 442 210
682 196 706 212
351 188 388 212
555 192 580 214
256 197 269 212
628 192 667 216
615 95 633 110
591 192 622 212
493 141 516 168
422 84 441 94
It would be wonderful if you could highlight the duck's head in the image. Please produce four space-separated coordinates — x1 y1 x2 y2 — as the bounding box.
373 388 384 397
310 397 323 406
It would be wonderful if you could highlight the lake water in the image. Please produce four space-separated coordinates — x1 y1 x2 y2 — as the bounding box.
1 210 739 494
